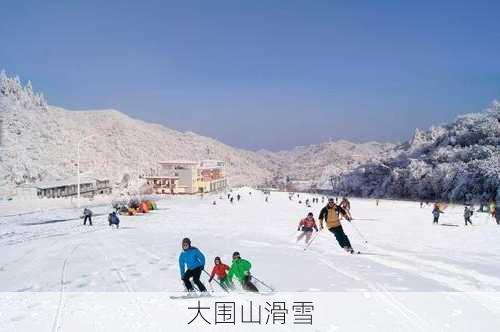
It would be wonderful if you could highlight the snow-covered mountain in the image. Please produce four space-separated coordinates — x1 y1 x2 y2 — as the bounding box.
258 140 394 188
0 71 281 197
0 71 394 198
332 102 500 202
1 71 497 203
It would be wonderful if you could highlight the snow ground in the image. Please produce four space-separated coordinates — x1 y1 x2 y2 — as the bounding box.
1 189 499 331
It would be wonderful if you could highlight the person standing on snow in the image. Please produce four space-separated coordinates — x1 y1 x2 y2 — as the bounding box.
297 212 319 243
432 204 443 224
83 208 93 226
237 194 241 202
230 196 234 204
227 252 258 292
318 198 354 253
208 256 233 291
464 206 473 226
179 238 207 292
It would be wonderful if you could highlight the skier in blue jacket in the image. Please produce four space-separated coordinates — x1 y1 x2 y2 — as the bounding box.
178 237 207 292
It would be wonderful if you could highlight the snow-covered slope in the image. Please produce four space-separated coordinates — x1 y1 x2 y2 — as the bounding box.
333 102 500 202
1 191 499 331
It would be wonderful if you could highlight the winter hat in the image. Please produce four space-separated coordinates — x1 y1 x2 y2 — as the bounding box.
214 256 221 263
307 212 313 217
182 238 191 247
232 251 240 258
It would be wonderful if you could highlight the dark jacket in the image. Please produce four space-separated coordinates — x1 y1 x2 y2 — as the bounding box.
108 212 120 224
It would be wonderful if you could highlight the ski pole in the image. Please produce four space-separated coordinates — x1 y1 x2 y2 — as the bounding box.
348 221 368 244
303 231 320 251
251 275 274 292
203 269 229 293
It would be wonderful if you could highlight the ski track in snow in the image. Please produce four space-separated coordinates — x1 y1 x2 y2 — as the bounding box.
94 235 158 331
51 243 80 332
307 235 431 332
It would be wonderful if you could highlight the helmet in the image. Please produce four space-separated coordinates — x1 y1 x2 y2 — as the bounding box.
232 251 240 259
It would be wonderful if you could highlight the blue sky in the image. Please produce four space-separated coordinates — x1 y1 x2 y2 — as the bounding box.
1 0 499 150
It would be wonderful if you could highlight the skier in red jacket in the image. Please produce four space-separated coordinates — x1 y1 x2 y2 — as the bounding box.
208 256 233 291
297 212 319 243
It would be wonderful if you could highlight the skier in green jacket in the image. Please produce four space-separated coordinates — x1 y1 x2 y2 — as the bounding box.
227 251 259 292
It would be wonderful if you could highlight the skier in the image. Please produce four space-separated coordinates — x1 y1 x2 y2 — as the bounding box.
108 211 120 228
340 197 352 219
230 196 234 204
432 204 443 224
227 252 258 292
297 212 319 243
83 208 93 226
420 202 424 208
340 197 351 211
208 257 232 291
178 238 207 292
237 194 241 202
212 200 217 205
227 193 231 199
464 206 473 226
265 196 269 203
318 198 354 253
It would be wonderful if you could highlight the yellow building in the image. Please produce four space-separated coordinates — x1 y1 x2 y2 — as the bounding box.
156 160 227 194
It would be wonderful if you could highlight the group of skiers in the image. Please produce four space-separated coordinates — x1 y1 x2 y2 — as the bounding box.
81 208 120 228
226 193 242 204
179 237 259 294
432 202 499 226
295 197 355 253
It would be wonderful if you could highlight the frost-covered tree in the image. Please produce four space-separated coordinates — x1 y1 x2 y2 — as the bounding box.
0 70 47 110
330 102 500 203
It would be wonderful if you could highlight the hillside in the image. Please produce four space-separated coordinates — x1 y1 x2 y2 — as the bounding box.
0 71 396 198
2 71 497 203
333 102 500 202
259 140 394 188
0 72 280 197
